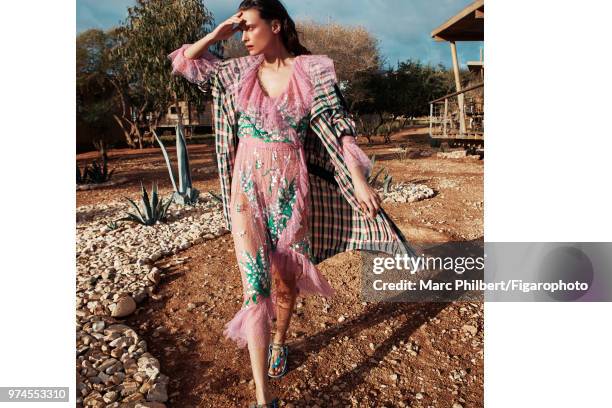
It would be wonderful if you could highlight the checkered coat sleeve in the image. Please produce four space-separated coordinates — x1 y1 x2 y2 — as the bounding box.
192 54 418 264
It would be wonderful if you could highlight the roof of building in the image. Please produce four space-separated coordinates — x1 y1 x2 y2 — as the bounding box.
431 0 484 42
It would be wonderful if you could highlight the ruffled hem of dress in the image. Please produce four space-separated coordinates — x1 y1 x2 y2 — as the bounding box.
223 295 276 349
269 248 335 298
270 148 335 299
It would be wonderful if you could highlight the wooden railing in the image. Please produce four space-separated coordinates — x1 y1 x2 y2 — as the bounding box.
429 82 484 140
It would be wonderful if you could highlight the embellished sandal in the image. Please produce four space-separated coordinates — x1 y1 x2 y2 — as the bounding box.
267 342 289 378
248 397 280 408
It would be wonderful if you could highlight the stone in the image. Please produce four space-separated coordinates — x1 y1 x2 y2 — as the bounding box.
109 336 130 348
121 381 139 397
437 150 467 159
136 403 167 408
461 324 478 336
147 268 161 285
149 252 162 262
147 383 168 402
133 372 148 383
138 356 161 380
111 296 137 318
91 321 105 332
97 372 112 384
133 289 148 304
123 392 145 403
111 373 125 385
97 358 118 373
102 391 118 403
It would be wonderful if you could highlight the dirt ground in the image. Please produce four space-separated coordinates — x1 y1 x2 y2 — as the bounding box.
76 127 484 407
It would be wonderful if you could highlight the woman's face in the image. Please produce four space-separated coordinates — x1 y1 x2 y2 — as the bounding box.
239 8 280 55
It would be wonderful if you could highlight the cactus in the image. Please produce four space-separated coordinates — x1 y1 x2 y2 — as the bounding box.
118 181 173 226
152 121 199 205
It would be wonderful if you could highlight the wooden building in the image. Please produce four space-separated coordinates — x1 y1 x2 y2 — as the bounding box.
429 0 484 146
155 99 214 136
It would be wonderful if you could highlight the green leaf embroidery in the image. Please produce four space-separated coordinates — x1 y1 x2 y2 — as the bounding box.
240 245 271 307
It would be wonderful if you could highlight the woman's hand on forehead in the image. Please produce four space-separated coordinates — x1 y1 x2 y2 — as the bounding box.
233 11 247 30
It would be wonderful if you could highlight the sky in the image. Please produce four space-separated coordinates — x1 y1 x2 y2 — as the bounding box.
76 0 484 70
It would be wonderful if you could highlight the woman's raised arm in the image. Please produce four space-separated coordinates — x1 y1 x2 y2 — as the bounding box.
168 11 246 85
168 39 220 85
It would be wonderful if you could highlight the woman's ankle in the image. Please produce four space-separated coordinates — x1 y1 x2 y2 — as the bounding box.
255 387 273 405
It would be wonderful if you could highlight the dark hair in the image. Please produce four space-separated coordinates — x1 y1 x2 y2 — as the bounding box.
238 0 311 56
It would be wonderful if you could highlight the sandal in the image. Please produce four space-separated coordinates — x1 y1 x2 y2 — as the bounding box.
248 397 280 408
267 342 289 378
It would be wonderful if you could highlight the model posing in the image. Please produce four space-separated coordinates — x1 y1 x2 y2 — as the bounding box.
168 1 418 406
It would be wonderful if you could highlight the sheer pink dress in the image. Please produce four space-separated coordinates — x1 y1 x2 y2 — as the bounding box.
169 45 372 349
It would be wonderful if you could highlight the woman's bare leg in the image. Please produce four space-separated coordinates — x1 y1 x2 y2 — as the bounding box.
269 266 297 376
247 335 273 404
231 194 274 404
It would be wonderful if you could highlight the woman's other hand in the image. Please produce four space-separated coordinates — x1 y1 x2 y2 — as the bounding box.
353 177 382 219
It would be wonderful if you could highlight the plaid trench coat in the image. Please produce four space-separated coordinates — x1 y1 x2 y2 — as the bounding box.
197 54 418 264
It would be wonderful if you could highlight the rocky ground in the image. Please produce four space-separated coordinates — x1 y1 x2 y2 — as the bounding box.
76 127 484 407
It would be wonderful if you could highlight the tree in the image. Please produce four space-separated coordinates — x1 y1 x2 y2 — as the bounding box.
111 0 221 148
349 60 458 143
77 29 121 149
297 20 382 99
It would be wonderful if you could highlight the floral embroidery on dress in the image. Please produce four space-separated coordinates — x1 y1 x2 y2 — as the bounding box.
266 176 297 248
240 245 271 307
238 113 294 143
239 167 257 203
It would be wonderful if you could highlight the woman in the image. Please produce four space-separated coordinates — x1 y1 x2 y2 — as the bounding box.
168 1 418 406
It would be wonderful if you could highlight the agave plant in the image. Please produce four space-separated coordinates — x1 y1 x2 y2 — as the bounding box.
153 121 199 205
364 153 394 194
367 154 386 186
208 190 223 204
119 181 173 226
76 164 87 184
382 171 393 194
93 139 108 162
85 159 114 183
106 220 120 230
